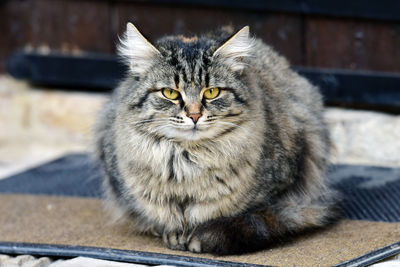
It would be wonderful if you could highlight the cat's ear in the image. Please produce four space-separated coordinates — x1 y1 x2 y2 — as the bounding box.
213 26 255 72
118 23 161 75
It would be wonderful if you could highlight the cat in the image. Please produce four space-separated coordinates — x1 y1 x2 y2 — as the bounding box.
94 23 338 255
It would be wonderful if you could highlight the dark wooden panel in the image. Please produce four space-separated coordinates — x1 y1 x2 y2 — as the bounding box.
115 0 400 22
2 0 400 74
114 3 303 65
0 0 112 72
305 16 400 72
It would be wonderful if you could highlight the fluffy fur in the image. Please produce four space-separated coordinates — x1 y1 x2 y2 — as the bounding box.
94 23 338 255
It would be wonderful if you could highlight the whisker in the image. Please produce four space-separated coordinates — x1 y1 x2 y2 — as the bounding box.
215 121 253 136
131 117 184 127
213 112 244 119
130 118 167 125
147 125 169 135
149 124 192 136
169 119 184 124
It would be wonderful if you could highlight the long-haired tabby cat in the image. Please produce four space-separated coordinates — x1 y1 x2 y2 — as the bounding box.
95 23 338 255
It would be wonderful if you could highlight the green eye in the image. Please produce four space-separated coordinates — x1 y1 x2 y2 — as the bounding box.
204 87 220 99
162 88 180 100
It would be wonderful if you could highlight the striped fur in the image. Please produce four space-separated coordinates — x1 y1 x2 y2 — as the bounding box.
94 24 339 255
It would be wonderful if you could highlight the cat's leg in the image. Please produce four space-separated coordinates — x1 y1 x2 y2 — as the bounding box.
187 188 338 255
162 231 188 251
187 213 271 254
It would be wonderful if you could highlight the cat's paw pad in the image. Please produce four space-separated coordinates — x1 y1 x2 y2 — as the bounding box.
162 231 187 251
187 236 202 253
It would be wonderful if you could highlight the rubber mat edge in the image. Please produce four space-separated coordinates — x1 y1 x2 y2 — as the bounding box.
0 242 270 267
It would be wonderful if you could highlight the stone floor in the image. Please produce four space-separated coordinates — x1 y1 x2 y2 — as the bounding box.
1 74 400 266
0 75 106 179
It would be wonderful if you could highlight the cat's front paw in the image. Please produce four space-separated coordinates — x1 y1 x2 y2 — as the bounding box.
188 214 271 255
162 231 187 251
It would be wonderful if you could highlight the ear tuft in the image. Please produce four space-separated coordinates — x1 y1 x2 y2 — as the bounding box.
213 26 255 72
118 23 160 75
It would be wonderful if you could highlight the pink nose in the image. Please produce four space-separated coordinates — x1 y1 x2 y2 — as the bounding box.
188 113 201 123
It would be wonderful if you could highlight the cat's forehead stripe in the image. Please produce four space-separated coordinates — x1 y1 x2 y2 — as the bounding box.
205 72 210 88
174 74 179 89
198 67 203 86
161 38 213 84
181 69 188 83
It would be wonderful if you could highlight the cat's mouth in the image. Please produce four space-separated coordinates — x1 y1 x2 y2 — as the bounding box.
174 123 203 131
192 124 199 131
179 125 203 135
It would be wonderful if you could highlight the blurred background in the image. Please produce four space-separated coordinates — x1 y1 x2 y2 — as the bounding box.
1 0 400 178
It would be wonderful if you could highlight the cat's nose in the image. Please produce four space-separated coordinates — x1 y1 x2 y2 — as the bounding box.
188 113 201 123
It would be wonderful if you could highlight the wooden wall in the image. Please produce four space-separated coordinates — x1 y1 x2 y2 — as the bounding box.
1 0 400 73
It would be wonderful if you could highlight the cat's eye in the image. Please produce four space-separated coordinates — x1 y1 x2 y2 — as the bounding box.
162 88 180 100
203 87 220 100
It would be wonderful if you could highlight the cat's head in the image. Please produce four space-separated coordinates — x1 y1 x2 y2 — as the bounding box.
118 23 257 142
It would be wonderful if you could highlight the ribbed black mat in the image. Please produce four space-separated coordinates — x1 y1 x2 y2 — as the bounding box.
0 153 399 222
329 164 400 222
0 154 102 198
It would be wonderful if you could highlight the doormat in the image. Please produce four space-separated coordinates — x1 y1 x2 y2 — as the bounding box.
0 154 399 266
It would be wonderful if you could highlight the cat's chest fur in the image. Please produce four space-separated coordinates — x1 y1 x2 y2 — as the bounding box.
115 126 263 230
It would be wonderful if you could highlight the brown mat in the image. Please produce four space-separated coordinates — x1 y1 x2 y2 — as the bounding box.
0 194 399 266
